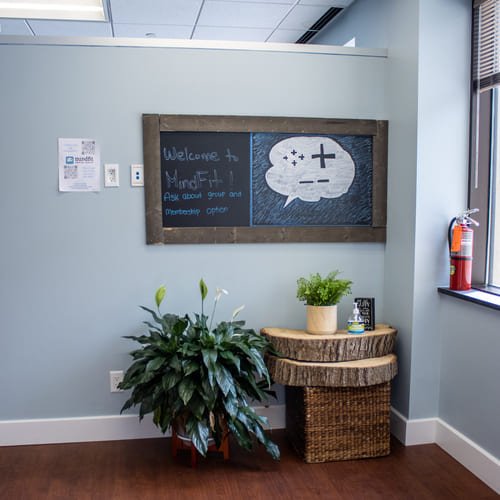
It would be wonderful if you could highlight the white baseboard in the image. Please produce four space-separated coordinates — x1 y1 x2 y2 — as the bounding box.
0 405 286 447
390 408 500 494
0 414 163 446
390 407 436 445
435 419 500 494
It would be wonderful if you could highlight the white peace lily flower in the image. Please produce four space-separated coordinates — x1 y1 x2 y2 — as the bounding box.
214 287 229 302
231 304 245 320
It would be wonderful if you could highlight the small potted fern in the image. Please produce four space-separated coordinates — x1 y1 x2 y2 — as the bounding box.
297 270 352 334
119 279 280 461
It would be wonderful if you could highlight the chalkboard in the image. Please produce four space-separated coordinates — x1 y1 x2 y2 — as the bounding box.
252 133 372 227
161 132 250 227
143 115 388 244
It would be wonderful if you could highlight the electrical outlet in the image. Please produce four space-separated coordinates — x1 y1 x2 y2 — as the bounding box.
109 370 124 392
104 164 119 187
130 164 144 187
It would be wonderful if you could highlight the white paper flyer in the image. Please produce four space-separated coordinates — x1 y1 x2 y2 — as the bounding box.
58 138 100 192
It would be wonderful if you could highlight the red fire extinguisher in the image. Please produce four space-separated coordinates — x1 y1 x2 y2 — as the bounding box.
448 209 479 291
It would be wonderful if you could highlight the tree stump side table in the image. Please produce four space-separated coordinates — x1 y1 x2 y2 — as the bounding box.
261 325 398 463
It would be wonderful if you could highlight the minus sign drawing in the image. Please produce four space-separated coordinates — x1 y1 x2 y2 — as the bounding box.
317 179 330 183
299 180 314 184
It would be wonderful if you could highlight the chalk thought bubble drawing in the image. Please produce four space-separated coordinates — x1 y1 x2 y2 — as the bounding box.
265 137 355 207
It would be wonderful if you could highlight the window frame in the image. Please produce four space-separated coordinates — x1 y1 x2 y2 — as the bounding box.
469 88 492 286
469 0 500 291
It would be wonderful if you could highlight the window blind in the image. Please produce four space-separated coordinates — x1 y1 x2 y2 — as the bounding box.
474 0 500 91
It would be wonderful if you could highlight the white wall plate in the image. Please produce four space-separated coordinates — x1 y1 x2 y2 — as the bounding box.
104 163 119 187
131 164 144 187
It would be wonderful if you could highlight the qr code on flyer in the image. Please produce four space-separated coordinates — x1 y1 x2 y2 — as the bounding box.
64 164 78 179
81 140 95 155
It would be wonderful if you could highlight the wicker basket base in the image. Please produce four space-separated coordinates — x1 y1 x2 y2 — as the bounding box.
286 382 391 463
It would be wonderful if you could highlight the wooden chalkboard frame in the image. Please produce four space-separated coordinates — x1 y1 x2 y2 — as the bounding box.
143 114 388 244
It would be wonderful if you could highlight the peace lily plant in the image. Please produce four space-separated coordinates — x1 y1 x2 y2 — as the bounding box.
119 279 280 460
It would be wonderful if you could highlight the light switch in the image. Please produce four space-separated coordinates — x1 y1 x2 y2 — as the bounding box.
131 164 144 187
104 164 119 187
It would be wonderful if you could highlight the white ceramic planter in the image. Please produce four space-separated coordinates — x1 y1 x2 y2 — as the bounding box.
306 305 338 335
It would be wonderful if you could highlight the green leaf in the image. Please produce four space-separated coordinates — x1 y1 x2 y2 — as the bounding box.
219 351 241 372
178 377 196 405
188 393 205 420
215 364 234 397
123 334 154 344
202 349 218 369
120 359 148 387
223 395 238 417
162 372 181 392
186 417 209 456
198 378 216 410
120 398 134 413
183 360 199 377
227 419 252 450
199 278 208 301
169 355 182 372
139 305 163 324
146 357 165 372
238 344 268 381
296 271 352 306
160 313 182 332
263 438 280 461
138 370 157 384
238 407 280 461
172 317 188 336
155 285 166 309
139 397 154 419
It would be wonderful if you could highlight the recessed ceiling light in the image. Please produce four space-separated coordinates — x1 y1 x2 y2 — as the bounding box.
0 1 106 21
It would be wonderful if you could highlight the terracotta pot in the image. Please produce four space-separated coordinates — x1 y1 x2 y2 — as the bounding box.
306 305 338 334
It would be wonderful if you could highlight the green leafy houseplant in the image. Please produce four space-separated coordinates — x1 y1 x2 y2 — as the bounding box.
296 270 352 306
118 280 280 460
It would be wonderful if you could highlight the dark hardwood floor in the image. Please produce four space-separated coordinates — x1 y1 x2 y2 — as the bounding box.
0 431 496 499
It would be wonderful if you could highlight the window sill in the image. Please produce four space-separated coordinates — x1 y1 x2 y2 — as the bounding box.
438 286 500 311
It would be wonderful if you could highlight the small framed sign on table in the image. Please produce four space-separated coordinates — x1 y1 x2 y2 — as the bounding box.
354 297 375 331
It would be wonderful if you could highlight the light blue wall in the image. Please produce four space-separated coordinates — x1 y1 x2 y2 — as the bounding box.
313 0 390 47
438 297 500 458
0 44 387 419
383 0 420 418
411 0 471 419
316 0 500 459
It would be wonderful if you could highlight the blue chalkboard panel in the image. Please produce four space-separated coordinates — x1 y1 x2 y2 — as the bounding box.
252 133 372 226
143 115 388 244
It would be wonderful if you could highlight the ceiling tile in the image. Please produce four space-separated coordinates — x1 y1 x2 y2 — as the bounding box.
299 0 352 6
198 1 291 29
114 23 193 39
0 19 32 36
110 0 202 25
207 0 295 3
267 29 312 43
28 20 112 37
193 26 272 42
279 4 329 30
